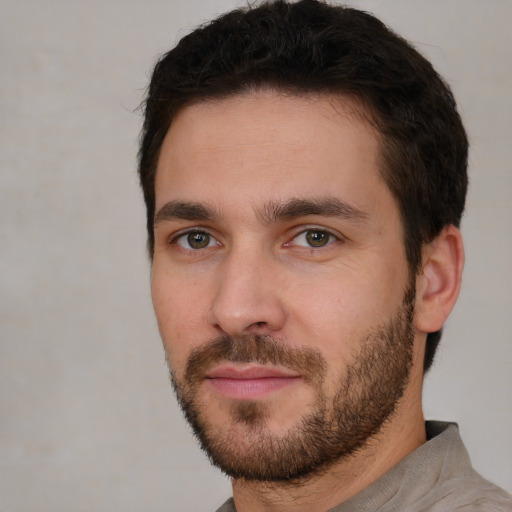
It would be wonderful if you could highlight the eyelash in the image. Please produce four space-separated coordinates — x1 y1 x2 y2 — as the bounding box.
170 227 341 252
287 228 339 249
171 229 219 250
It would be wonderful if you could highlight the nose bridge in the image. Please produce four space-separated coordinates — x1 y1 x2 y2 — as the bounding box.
207 238 286 335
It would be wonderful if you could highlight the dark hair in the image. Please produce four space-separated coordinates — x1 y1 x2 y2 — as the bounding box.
138 0 468 371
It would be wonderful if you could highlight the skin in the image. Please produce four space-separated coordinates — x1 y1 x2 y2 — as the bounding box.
151 90 464 512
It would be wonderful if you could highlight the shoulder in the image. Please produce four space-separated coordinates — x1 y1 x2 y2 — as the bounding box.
214 497 236 512
415 422 512 511
422 471 512 512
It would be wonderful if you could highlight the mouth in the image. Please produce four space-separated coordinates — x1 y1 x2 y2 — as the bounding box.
204 364 303 400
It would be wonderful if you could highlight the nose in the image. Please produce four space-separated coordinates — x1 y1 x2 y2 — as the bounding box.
206 245 287 336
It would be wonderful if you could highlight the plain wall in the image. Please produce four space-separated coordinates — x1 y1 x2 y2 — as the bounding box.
1 1 511 511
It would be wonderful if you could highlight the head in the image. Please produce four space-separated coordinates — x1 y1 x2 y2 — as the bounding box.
139 0 468 373
139 0 467 482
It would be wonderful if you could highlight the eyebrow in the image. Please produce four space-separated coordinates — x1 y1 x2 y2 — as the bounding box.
153 196 368 226
154 201 219 225
259 197 368 225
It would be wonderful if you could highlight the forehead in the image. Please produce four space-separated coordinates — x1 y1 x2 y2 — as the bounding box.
155 90 387 218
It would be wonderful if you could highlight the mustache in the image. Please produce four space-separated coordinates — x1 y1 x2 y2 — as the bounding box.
184 334 326 386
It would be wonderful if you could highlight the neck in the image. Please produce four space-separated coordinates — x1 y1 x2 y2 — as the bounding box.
231 369 426 512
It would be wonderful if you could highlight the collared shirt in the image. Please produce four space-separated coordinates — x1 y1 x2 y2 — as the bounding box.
215 421 512 511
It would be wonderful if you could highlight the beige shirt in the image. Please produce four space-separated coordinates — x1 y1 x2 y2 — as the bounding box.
215 421 512 511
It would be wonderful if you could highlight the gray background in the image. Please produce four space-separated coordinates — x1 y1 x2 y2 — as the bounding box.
1 1 511 511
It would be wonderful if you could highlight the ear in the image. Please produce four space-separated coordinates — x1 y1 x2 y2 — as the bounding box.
414 225 465 333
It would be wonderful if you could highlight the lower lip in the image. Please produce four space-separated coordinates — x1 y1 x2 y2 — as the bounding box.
207 376 301 400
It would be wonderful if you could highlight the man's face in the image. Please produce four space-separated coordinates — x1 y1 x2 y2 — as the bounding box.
151 91 417 480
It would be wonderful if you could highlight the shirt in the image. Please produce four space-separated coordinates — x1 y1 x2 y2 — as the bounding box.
215 421 512 511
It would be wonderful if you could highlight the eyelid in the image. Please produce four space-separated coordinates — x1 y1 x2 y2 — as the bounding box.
169 227 221 250
285 226 344 248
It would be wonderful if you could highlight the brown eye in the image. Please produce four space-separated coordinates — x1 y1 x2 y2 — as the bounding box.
305 230 331 247
188 232 210 249
287 229 338 248
176 231 216 250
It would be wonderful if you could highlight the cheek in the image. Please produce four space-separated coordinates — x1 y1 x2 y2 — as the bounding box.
151 267 210 372
286 268 404 356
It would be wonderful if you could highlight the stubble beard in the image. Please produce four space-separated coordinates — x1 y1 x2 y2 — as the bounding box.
168 285 416 482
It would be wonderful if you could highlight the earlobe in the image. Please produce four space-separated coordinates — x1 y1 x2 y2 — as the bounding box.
414 225 465 333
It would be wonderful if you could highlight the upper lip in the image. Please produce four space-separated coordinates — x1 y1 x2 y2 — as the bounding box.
205 364 301 380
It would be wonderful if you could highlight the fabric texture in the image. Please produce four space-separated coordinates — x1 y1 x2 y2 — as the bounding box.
215 421 512 511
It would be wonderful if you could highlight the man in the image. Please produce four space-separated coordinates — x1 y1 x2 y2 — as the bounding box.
138 1 512 510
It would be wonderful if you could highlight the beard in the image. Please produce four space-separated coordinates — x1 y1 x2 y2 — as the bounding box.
168 285 416 482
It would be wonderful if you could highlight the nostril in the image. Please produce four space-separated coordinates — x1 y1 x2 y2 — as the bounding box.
245 321 271 334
